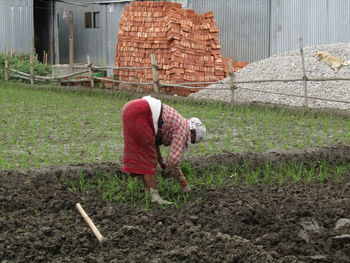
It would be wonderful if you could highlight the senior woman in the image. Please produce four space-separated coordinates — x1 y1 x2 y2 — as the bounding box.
121 95 206 205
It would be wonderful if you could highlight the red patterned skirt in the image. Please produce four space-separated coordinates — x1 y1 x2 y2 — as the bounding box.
121 99 157 175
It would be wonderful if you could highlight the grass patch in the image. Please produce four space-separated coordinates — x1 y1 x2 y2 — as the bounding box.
1 81 350 170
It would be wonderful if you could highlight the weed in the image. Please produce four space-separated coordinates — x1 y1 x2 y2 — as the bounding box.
0 52 51 81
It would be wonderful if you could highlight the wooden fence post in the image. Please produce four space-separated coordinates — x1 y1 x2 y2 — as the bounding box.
87 55 94 88
228 59 236 102
51 65 59 86
299 38 308 108
30 53 34 86
151 54 159 93
4 57 9 81
68 11 74 67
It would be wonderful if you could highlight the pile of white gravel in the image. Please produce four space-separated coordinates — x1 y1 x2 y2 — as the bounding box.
189 43 350 110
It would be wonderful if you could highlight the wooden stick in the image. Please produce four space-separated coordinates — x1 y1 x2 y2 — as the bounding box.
76 203 107 244
68 11 74 66
55 69 89 79
30 54 34 86
228 59 236 102
4 58 9 81
87 55 94 88
299 38 308 108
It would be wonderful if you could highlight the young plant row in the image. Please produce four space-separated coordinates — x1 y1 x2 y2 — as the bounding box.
65 161 350 209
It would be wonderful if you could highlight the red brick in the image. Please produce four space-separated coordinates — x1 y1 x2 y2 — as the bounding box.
115 1 226 94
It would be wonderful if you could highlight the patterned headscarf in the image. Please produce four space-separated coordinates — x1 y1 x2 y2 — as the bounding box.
189 117 206 143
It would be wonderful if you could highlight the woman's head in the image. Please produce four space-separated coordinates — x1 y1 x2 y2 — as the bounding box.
189 117 206 143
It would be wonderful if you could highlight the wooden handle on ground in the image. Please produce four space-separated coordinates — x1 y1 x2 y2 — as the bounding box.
76 203 106 243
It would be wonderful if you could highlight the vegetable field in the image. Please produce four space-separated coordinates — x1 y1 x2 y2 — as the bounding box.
1 82 350 262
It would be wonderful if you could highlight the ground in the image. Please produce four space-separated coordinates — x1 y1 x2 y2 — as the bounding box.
1 149 350 263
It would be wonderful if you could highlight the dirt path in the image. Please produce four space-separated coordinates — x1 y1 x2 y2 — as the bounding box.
1 148 350 262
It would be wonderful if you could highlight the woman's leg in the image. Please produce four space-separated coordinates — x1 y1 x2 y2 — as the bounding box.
142 174 157 189
141 174 172 205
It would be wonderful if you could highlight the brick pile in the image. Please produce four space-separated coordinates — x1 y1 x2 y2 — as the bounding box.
115 1 229 94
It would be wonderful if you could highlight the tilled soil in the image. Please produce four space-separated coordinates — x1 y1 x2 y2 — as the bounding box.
1 151 350 263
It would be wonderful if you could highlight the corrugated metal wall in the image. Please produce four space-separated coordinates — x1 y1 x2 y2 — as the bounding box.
189 0 350 62
105 2 130 74
0 0 34 53
270 0 350 56
55 2 105 65
188 0 271 62
55 1 129 66
2 0 350 65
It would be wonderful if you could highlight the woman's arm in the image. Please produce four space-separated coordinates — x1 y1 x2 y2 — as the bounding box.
156 143 166 169
155 131 166 168
171 165 191 192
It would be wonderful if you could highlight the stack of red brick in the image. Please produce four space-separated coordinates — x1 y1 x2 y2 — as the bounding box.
115 1 236 94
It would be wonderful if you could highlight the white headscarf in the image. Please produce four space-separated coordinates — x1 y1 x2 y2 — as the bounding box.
189 117 206 143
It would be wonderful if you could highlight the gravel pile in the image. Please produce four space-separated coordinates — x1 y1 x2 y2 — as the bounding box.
189 43 350 110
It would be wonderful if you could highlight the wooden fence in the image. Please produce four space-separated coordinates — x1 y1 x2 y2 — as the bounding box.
3 39 350 107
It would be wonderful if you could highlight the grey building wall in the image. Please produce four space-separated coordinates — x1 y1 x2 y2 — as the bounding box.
3 0 350 66
55 0 129 66
56 2 103 65
104 2 130 72
0 0 34 53
189 0 350 62
270 0 350 56
188 0 271 62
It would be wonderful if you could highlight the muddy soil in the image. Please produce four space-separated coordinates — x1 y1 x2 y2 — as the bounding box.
1 149 350 263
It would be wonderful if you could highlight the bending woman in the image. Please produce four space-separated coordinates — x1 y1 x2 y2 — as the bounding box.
121 95 206 205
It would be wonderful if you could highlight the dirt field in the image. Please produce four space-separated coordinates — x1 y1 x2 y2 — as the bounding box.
1 149 350 263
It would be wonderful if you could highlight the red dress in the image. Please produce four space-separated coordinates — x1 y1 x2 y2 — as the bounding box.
121 99 191 176
121 99 157 175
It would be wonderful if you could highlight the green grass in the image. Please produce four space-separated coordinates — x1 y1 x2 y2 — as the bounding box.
2 81 350 208
1 81 350 170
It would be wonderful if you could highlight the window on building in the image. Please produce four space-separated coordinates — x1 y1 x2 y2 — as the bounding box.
85 12 100 28
93 12 100 28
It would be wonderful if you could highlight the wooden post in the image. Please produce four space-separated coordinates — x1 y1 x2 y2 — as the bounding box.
87 55 94 88
68 11 74 66
43 51 48 65
30 53 34 86
228 59 236 102
4 57 9 81
51 64 61 86
299 38 308 108
151 54 159 93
